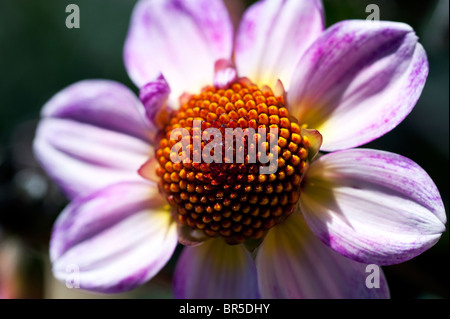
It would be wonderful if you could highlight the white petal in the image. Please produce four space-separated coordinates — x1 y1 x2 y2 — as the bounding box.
257 212 390 298
124 0 233 104
34 80 152 199
288 20 428 151
235 0 324 89
51 182 177 293
173 238 259 298
300 149 446 265
35 119 151 199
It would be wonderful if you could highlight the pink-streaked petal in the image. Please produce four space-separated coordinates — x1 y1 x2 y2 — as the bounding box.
51 182 177 293
34 80 153 199
173 238 259 298
213 59 238 89
139 74 171 136
34 119 152 199
41 80 151 141
300 149 446 265
288 20 428 151
235 0 324 89
124 0 233 105
257 211 390 298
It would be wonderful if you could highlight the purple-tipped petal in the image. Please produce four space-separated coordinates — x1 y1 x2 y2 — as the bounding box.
288 20 429 151
235 0 324 89
173 238 259 298
256 211 390 298
34 80 153 199
300 149 446 265
40 80 151 141
51 182 177 293
139 75 171 134
124 0 233 105
34 119 152 199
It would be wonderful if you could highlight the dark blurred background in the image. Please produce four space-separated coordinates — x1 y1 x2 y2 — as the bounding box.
0 0 448 299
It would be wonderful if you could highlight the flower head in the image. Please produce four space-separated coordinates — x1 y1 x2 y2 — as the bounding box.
34 0 446 298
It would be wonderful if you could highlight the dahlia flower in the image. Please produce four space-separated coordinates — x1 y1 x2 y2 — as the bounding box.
34 0 446 298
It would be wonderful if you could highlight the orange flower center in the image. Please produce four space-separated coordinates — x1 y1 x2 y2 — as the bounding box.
155 78 311 244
